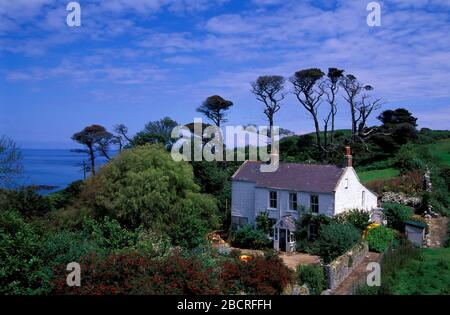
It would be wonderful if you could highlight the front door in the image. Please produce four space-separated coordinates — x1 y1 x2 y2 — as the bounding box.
279 229 287 252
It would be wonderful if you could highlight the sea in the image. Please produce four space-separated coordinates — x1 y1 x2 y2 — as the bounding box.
13 149 109 194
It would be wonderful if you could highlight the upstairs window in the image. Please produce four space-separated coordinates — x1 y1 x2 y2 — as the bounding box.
310 195 319 214
269 191 277 209
345 178 349 189
289 193 298 211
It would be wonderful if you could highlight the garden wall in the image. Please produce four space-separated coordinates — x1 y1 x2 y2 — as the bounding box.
325 241 369 291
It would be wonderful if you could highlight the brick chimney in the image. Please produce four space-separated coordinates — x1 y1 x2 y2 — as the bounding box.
345 145 353 167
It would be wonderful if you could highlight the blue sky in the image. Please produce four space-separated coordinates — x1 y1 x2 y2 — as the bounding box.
0 0 449 148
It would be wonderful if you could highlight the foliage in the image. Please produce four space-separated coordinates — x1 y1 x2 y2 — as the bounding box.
131 117 179 149
191 161 239 229
47 180 84 210
358 168 400 184
63 144 220 248
52 251 220 295
220 254 293 295
231 225 271 250
294 213 332 252
197 95 234 127
382 202 414 232
353 240 420 295
0 187 53 217
311 222 360 264
71 125 114 175
256 212 273 235
333 209 371 232
296 264 327 295
0 135 22 185
388 248 450 295
0 210 51 294
366 226 397 253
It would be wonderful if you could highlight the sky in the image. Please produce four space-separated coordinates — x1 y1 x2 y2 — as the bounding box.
0 0 449 149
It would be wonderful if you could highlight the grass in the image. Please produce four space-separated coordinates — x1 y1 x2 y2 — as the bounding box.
358 168 400 184
389 248 450 295
428 139 450 168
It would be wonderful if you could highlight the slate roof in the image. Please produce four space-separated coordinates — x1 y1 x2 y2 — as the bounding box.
232 161 345 193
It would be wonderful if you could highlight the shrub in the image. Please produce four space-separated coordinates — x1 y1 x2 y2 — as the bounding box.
52 252 220 295
61 144 220 248
296 264 327 295
220 255 293 295
333 209 371 232
256 212 272 235
0 210 52 294
231 225 271 250
366 226 397 253
311 222 360 264
0 187 53 217
382 202 414 231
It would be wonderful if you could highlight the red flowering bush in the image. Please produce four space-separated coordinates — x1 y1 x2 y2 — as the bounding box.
52 252 220 295
219 254 293 295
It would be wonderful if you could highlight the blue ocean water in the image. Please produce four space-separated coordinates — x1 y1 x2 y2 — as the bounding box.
16 149 109 194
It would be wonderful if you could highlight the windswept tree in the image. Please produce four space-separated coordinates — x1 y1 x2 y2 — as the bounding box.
321 68 344 147
251 75 286 137
197 95 233 127
0 135 22 185
132 117 178 150
290 68 325 152
113 124 133 151
340 74 372 141
71 125 113 176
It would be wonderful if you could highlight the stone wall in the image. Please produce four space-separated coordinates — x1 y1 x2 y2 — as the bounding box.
325 242 369 291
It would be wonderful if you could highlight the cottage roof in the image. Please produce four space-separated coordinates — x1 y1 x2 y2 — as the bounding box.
232 160 345 193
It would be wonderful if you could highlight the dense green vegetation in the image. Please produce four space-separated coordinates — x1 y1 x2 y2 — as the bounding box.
389 248 450 295
358 168 400 184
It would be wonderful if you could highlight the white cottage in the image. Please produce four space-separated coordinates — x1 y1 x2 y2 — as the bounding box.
231 147 378 252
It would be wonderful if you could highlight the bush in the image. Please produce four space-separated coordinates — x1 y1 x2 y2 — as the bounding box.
231 225 271 250
311 222 360 264
366 226 397 253
382 202 414 231
220 255 293 295
61 144 220 249
333 209 371 232
0 187 53 217
52 252 220 295
0 210 52 294
296 264 327 295
256 212 272 235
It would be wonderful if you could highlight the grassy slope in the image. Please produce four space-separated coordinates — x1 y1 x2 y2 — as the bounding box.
358 168 400 184
389 248 450 295
428 139 450 167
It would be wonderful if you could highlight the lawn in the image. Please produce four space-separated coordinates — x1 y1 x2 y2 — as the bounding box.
428 139 450 167
358 168 400 184
389 248 450 295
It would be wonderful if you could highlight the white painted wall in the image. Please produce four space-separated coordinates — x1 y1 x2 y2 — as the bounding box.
334 167 378 214
231 181 256 224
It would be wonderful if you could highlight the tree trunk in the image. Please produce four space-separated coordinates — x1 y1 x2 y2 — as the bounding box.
88 145 96 176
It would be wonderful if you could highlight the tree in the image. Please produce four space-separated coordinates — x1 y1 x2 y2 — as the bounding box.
374 108 418 149
132 117 178 150
340 74 365 141
290 68 325 153
113 124 133 151
197 95 233 127
321 68 344 147
71 125 114 176
65 144 220 248
0 135 22 185
251 75 286 137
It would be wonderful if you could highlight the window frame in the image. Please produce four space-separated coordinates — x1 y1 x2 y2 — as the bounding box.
310 194 319 214
268 190 278 209
288 192 298 211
